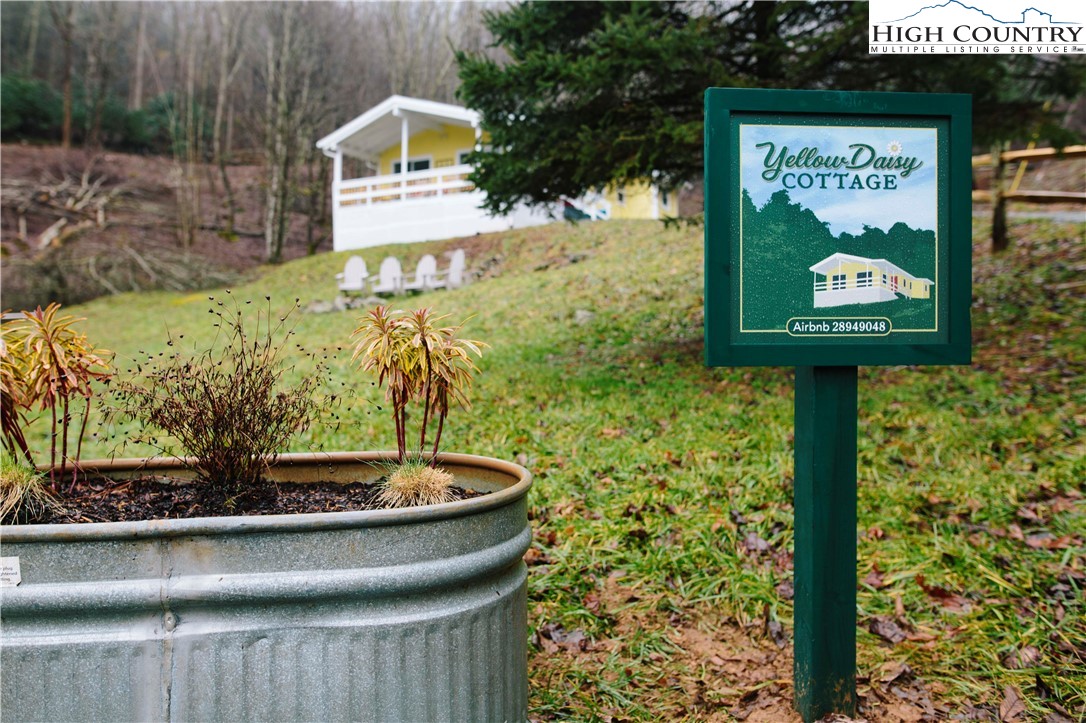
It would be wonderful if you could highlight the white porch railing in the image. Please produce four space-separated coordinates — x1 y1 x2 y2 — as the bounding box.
335 164 474 208
814 276 889 292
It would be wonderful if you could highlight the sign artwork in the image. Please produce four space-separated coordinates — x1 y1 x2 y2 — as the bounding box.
739 122 943 341
705 88 971 367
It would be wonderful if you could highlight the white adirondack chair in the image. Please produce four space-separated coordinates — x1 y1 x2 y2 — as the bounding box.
402 254 438 292
445 249 466 288
370 256 403 295
335 256 368 294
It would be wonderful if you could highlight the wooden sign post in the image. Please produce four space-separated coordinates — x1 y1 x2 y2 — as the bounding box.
704 88 972 722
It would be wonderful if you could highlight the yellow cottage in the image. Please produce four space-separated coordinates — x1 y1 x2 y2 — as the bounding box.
809 253 933 308
316 95 673 251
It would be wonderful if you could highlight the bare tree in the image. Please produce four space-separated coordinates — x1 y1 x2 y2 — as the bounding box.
129 2 147 110
23 2 42 76
84 3 124 149
211 3 249 236
378 3 459 102
47 4 77 149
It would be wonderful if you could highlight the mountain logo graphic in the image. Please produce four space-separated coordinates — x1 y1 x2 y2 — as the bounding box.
881 0 1074 25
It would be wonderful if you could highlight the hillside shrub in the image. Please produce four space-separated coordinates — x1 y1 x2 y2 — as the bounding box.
0 76 62 141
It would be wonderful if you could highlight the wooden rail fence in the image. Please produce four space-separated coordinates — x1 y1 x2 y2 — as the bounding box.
972 145 1086 252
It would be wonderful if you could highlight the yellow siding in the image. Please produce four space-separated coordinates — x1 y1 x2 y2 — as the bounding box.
822 261 931 298
603 181 659 220
378 124 477 175
825 261 877 279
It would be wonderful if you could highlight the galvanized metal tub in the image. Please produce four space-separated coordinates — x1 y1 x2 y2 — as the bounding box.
1 452 531 723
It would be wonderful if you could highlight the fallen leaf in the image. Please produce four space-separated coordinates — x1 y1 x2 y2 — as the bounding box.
905 627 940 642
523 547 552 566
743 531 770 554
864 564 888 589
766 620 787 648
916 574 972 613
1001 645 1042 670
536 622 590 653
999 685 1026 721
878 661 912 684
869 616 907 645
1025 533 1079 550
1016 504 1045 523
775 580 794 600
599 427 626 439
1042 705 1075 723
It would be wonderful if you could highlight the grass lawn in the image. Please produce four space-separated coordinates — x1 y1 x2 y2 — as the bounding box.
19 215 1086 721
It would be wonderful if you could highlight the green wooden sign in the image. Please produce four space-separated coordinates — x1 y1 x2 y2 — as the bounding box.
705 88 972 367
703 88 972 723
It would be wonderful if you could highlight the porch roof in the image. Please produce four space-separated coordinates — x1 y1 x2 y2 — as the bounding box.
315 95 479 162
809 253 932 284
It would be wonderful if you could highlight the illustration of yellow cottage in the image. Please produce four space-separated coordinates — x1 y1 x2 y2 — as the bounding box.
316 95 674 251
809 253 932 308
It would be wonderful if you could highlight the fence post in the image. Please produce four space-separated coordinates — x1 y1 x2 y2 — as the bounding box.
991 142 1008 253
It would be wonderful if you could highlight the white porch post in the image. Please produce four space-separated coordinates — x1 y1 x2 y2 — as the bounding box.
330 148 343 250
397 110 409 201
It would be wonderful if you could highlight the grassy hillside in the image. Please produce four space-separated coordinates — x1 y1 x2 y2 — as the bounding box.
23 217 1086 720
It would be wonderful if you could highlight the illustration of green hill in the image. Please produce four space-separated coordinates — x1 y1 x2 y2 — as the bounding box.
741 189 936 331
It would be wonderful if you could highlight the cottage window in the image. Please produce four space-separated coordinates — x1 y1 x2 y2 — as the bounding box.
617 187 626 205
831 274 846 290
856 271 873 287
393 158 432 173
457 150 472 165
661 190 670 208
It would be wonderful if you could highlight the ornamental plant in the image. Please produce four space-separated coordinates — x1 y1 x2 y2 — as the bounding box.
1 304 112 491
351 305 486 507
110 294 336 509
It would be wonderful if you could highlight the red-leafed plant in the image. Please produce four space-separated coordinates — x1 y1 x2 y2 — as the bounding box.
1 304 112 491
351 305 486 507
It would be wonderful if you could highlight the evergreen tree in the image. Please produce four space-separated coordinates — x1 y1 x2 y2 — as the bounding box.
457 1 1085 215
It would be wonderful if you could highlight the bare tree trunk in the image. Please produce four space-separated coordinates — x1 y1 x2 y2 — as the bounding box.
48 4 76 149
24 2 41 76
226 105 235 161
86 3 120 150
168 3 203 250
212 4 246 237
264 5 294 264
129 2 147 110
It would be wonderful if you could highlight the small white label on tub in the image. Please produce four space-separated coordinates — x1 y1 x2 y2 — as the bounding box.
0 557 21 587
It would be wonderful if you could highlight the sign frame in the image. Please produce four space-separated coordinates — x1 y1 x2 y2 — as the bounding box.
705 88 972 367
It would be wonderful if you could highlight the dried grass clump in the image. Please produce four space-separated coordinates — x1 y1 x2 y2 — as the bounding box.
378 461 455 508
1 453 60 524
